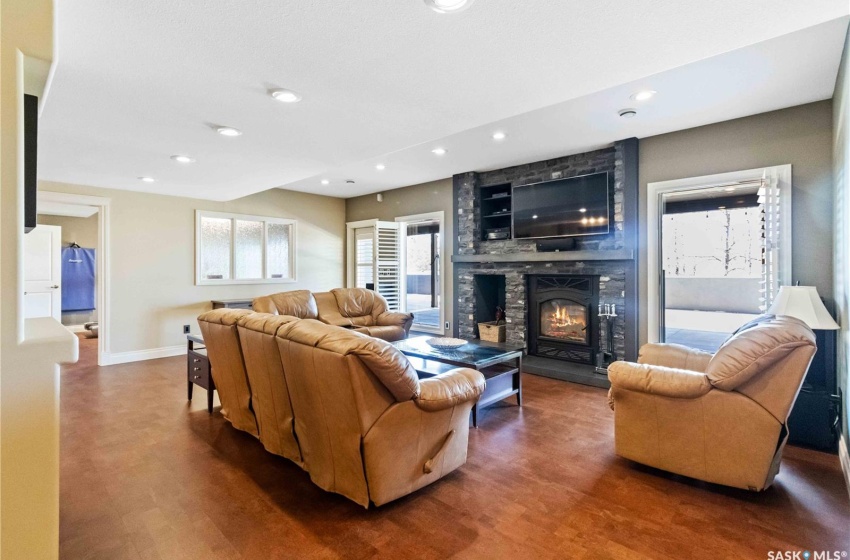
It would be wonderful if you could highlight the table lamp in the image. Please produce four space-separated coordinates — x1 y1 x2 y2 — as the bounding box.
767 286 839 330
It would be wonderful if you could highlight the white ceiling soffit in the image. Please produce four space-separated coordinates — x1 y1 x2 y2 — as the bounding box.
39 201 98 218
38 1 848 201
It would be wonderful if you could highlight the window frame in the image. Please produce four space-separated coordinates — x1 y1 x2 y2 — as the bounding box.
195 210 297 286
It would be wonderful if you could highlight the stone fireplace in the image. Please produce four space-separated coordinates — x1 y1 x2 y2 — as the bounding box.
528 275 599 365
451 140 639 388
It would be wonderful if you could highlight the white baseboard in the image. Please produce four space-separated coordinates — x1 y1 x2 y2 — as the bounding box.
102 345 184 366
840 436 850 504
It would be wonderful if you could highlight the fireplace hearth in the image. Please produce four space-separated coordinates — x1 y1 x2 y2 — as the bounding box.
528 275 600 365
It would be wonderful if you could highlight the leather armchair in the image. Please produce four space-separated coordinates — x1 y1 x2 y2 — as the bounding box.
608 315 816 491
275 319 484 507
314 288 414 342
252 290 319 319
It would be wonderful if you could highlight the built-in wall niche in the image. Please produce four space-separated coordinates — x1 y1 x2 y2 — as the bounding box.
479 183 512 241
473 274 506 338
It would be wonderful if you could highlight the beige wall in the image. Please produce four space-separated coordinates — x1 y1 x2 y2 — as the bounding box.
346 178 453 332
39 181 345 355
639 100 835 345
832 27 850 467
2 0 62 557
37 214 98 248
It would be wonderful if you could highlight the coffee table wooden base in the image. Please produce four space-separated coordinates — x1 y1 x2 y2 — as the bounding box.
406 355 522 427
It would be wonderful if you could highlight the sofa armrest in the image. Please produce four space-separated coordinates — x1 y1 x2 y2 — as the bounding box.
608 361 712 399
638 343 713 372
377 311 414 334
415 368 485 412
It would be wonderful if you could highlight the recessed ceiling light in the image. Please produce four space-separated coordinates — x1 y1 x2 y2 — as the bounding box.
170 155 196 164
579 208 587 213
630 90 657 101
492 131 506 141
321 179 330 185
718 206 727 210
215 126 242 137
724 187 736 192
432 147 447 156
138 176 155 183
346 180 356 184
618 108 637 119
424 0 473 13
376 164 386 171
270 88 302 103
532 215 538 219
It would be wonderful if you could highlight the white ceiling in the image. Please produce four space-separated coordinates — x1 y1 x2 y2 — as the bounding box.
39 1 849 201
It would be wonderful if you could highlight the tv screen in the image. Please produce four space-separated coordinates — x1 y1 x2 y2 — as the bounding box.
513 172 610 239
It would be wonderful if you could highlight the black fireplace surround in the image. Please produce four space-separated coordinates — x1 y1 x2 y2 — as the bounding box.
528 275 600 365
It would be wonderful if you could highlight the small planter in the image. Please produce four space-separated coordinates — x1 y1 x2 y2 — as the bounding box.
478 321 506 343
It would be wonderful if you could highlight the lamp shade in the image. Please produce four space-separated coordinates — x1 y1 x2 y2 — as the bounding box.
767 286 839 330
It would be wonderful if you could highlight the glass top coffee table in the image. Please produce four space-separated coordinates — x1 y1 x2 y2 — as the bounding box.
393 336 524 427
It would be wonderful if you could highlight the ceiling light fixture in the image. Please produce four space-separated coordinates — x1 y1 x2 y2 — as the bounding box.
321 179 330 185
270 88 302 103
376 164 386 171
346 180 356 184
724 187 736 192
215 126 242 137
630 90 657 101
618 108 637 119
138 176 155 183
424 0 473 13
171 155 196 164
492 131 506 141
579 208 587 213
432 147 447 156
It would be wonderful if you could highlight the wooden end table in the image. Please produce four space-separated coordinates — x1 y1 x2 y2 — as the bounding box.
187 334 215 413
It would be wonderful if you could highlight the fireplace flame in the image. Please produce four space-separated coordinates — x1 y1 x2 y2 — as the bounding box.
552 304 581 327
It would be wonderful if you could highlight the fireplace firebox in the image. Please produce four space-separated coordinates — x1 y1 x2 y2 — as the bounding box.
528 275 600 365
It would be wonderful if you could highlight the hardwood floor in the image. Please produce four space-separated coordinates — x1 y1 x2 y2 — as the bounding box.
60 336 850 559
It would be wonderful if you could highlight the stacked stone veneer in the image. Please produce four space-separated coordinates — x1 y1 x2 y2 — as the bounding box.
455 143 629 358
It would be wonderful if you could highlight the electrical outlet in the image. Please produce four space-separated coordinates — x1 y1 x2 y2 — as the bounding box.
183 324 191 334
445 321 450 330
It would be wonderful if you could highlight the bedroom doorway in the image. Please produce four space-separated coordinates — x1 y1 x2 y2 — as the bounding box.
38 191 111 365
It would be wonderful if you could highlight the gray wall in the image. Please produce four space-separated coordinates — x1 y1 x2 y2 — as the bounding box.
346 178 453 330
640 100 835 345
833 27 850 465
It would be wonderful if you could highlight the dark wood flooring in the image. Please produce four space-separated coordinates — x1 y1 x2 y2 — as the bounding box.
60 336 850 559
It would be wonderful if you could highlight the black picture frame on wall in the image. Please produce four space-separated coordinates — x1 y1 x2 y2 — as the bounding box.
24 93 38 233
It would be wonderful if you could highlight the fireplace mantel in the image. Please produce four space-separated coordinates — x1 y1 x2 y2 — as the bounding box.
452 249 633 264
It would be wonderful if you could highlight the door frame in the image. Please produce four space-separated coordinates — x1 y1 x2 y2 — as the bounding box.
38 191 111 366
395 211 446 335
646 165 792 343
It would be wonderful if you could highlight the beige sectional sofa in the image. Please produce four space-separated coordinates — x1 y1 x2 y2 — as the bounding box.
197 295 484 507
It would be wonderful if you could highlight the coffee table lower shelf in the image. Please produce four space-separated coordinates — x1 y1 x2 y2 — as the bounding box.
406 357 521 427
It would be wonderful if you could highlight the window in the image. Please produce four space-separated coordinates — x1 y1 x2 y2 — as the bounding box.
354 227 374 289
196 210 295 285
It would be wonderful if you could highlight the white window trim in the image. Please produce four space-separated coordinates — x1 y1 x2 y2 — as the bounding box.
646 165 792 343
346 218 379 287
195 210 297 286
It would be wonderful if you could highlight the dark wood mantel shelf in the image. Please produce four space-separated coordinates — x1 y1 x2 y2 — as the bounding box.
451 249 634 264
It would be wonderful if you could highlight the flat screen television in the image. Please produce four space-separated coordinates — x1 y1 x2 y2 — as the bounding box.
512 172 610 239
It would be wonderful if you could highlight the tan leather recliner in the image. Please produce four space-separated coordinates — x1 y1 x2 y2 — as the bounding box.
197 309 259 437
275 319 485 507
608 315 816 491
236 313 303 465
252 289 319 319
314 288 414 342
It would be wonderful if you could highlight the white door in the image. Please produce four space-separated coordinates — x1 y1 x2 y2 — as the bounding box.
24 224 62 320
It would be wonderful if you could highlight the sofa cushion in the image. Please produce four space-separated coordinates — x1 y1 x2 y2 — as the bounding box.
705 315 815 391
253 290 318 319
278 319 420 401
352 325 407 343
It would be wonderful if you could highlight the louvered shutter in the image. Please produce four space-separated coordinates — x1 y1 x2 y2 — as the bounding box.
375 221 401 311
759 175 781 310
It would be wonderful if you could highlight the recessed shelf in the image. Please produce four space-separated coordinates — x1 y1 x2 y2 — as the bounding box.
482 212 512 219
